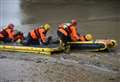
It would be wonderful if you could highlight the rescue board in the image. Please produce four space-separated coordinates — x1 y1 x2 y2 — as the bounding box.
0 43 64 55
0 39 117 55
67 39 117 51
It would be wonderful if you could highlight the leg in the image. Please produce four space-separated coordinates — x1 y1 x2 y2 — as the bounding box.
3 38 12 43
57 30 69 44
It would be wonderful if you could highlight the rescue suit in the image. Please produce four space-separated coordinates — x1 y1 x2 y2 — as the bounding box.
57 19 93 43
23 24 51 46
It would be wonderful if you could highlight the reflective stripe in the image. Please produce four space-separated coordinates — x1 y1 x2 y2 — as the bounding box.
34 28 40 38
30 30 38 39
58 28 68 36
38 29 46 43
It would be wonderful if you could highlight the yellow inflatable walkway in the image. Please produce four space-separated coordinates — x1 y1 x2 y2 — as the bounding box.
67 39 117 51
0 44 63 55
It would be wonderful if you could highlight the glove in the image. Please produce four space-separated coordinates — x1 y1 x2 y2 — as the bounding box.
48 36 52 41
43 41 49 45
47 36 52 44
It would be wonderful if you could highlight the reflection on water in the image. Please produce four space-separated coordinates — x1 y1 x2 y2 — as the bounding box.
0 0 120 40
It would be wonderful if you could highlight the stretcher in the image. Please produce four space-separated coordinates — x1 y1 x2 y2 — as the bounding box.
0 39 117 55
67 39 117 51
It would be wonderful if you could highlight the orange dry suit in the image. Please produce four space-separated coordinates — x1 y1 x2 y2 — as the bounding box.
30 28 47 43
24 27 48 45
57 24 71 43
68 25 80 41
67 25 90 41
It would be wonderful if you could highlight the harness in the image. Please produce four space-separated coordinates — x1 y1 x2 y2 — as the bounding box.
30 28 47 43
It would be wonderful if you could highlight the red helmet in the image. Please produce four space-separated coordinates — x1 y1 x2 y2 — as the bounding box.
71 19 77 26
7 24 14 29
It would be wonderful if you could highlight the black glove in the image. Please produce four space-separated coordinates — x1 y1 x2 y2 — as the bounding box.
43 41 49 45
48 36 52 41
47 36 52 44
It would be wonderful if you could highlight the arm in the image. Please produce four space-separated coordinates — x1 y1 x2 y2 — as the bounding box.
39 30 46 43
70 26 80 41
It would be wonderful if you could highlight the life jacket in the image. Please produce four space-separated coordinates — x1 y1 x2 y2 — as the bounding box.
58 27 68 36
0 30 8 38
66 25 80 41
0 28 14 40
29 28 47 43
5 28 14 39
58 23 81 41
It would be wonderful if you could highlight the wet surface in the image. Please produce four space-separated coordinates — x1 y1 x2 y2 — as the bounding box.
0 50 120 82
0 0 120 82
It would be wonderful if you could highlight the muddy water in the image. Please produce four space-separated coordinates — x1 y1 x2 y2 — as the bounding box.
0 0 120 82
0 0 120 40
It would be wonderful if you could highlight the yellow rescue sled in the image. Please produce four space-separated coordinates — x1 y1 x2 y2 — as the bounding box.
0 44 64 55
0 39 117 55
67 39 117 51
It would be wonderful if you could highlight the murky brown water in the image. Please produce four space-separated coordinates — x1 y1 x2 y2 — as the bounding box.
0 0 120 40
0 0 120 82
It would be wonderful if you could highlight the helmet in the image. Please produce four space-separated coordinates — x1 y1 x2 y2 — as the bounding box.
7 23 14 29
43 24 51 31
63 23 70 29
71 19 77 26
65 23 71 27
85 34 93 41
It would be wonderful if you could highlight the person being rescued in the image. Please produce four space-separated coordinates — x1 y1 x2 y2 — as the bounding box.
23 24 52 46
0 23 25 43
57 19 93 44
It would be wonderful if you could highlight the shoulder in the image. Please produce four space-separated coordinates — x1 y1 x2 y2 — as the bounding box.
38 28 45 32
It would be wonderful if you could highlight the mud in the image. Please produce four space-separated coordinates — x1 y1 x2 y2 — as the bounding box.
0 49 120 82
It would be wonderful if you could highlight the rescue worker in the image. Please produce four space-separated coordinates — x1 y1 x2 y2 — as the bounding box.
57 19 93 43
0 23 15 43
57 23 71 44
23 24 52 46
67 19 93 41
